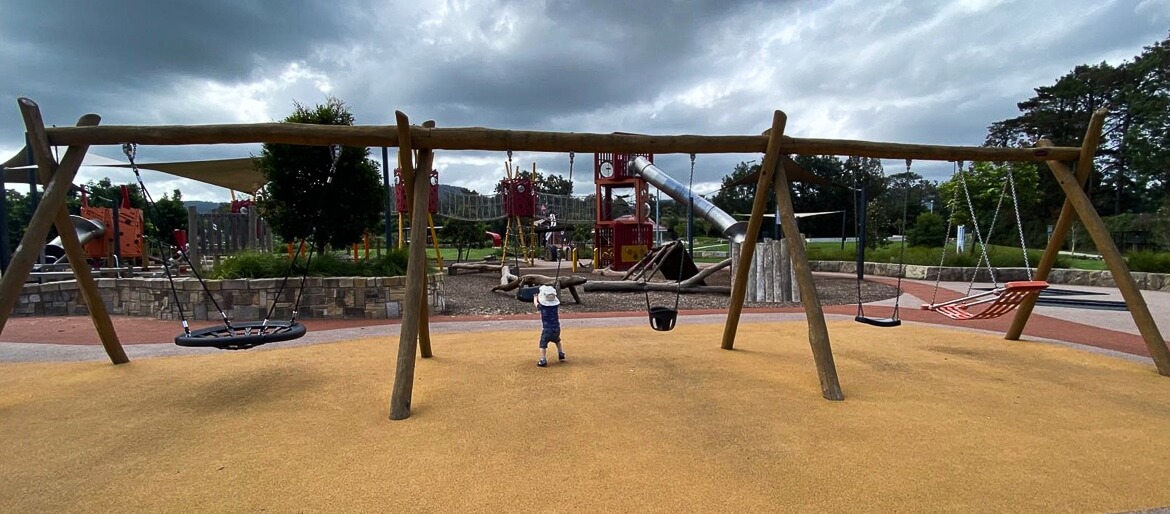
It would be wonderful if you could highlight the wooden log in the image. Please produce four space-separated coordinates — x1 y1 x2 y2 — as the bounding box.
688 258 731 285
772 129 844 401
390 111 421 421
0 115 88 330
723 111 785 350
42 122 1079 161
763 240 774 302
1040 148 1170 375
1007 108 1106 341
639 242 680 282
493 274 588 293
414 126 436 360
447 262 504 275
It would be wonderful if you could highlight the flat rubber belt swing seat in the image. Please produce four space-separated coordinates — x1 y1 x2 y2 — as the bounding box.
921 281 1049 321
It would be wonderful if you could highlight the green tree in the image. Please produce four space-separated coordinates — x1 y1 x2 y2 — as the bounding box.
541 173 572 195
986 33 1170 216
711 161 757 218
905 212 947 247
937 161 1044 248
439 217 487 261
4 189 32 254
255 98 386 254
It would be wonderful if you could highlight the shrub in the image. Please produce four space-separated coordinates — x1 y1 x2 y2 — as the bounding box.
209 248 413 279
209 251 291 279
1126 250 1170 273
905 212 947 247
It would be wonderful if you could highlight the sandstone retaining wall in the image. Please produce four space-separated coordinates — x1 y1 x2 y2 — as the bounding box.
14 274 446 320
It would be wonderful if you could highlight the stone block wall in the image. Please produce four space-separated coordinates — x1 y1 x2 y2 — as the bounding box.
13 274 446 320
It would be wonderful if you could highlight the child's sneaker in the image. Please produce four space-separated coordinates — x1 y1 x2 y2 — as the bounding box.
537 359 547 367
558 352 566 361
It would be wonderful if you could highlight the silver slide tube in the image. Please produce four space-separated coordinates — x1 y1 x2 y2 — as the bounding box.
628 156 747 242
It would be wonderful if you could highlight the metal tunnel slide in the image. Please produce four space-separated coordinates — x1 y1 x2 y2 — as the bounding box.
627 156 748 243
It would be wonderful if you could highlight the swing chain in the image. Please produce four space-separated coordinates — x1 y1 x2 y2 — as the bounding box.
688 153 696 187
325 144 341 185
1007 167 1032 279
958 162 998 289
932 161 961 306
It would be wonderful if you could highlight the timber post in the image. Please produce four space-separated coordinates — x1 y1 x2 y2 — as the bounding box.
390 111 422 420
1038 141 1170 376
722 111 786 350
415 120 437 359
772 143 844 401
1007 108 1106 340
0 99 128 364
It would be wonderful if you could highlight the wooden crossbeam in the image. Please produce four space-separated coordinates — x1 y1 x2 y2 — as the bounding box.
41 123 1078 162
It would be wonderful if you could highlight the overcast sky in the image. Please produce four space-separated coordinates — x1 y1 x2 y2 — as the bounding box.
2 0 1168 202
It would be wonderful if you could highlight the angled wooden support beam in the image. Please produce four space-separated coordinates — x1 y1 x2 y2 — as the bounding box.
0 99 128 364
390 111 423 421
1038 142 1170 375
415 120 437 360
722 111 785 350
1007 108 1107 341
772 141 844 401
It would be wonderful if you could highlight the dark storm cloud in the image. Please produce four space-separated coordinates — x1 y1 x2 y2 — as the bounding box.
2 0 1168 199
389 0 783 128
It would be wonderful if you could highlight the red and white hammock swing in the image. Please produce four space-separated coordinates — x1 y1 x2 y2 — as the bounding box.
921 280 1048 321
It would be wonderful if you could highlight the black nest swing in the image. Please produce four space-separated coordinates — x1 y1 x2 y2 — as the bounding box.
123 142 341 351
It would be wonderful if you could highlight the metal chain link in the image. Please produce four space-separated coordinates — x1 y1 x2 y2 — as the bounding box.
931 161 962 306
568 151 575 182
1007 167 1032 279
959 162 997 291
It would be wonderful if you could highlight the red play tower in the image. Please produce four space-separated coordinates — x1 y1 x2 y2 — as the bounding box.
593 152 653 271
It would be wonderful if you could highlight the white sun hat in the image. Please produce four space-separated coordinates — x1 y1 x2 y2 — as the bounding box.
537 285 560 307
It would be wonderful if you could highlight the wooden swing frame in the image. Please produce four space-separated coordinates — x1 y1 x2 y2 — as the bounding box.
1 98 1166 419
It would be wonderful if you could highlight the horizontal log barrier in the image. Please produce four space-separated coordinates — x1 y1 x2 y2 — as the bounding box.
42 124 1079 162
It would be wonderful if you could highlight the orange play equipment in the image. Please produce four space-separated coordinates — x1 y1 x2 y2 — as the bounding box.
79 185 144 264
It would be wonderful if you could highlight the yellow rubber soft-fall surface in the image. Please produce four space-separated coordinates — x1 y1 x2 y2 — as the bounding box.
1 321 1168 513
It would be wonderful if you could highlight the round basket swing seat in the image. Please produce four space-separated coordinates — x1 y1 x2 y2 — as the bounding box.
648 306 678 332
175 320 307 351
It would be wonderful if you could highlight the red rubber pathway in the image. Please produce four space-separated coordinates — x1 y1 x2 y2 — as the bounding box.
2 275 1164 360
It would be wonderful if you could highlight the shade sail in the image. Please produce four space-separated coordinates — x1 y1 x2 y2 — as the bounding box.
103 158 264 193
3 146 264 193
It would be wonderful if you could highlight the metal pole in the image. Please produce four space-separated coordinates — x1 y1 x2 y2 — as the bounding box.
856 187 868 282
382 147 393 248
0 166 9 273
840 209 847 251
655 189 661 246
112 197 121 268
26 136 45 266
